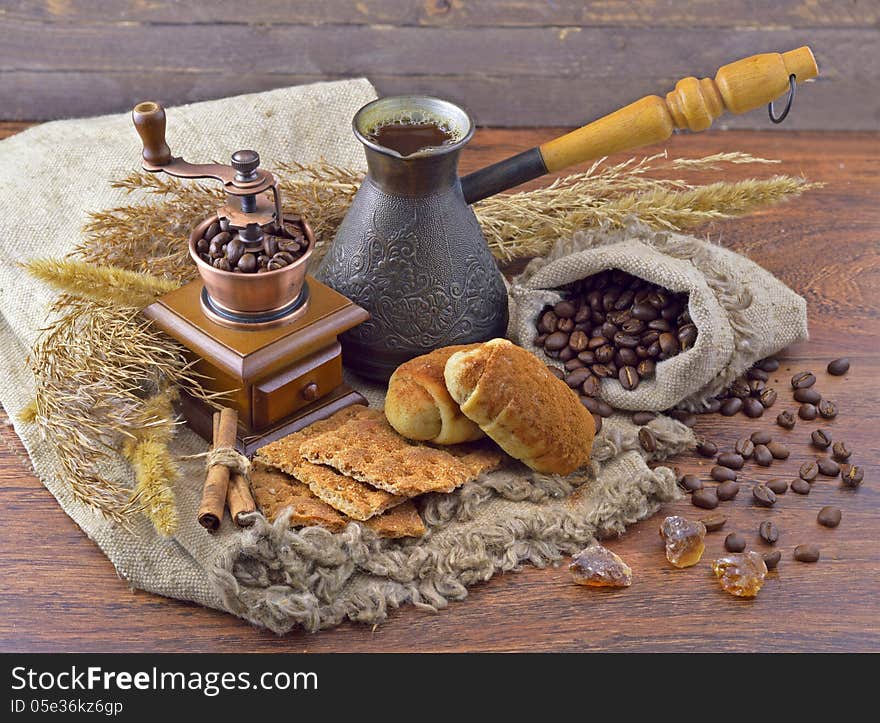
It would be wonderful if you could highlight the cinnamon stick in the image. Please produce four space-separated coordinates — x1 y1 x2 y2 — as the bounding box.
218 411 256 526
198 407 237 531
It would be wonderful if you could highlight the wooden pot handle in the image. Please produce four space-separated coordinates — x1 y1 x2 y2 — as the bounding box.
461 46 818 203
540 46 818 172
132 100 172 167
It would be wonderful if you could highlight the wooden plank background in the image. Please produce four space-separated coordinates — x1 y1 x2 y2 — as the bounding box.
1 1 878 128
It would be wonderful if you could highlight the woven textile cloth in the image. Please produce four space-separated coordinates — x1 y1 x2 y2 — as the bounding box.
0 80 694 633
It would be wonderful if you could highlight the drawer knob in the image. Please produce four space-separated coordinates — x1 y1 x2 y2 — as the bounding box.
301 382 319 401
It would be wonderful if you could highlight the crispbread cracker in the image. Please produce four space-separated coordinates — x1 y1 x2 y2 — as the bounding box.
298 407 489 496
251 461 424 538
255 406 403 520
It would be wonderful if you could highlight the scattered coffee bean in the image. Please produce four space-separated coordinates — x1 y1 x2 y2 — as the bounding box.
592 414 603 434
554 300 577 318
580 397 614 417
759 388 778 408
619 365 640 390
794 388 822 404
776 410 796 429
799 461 819 482
750 430 772 445
798 403 818 420
636 359 656 378
742 397 765 418
793 544 820 563
817 399 838 419
758 521 779 544
766 478 788 495
747 368 769 382
735 438 755 458
717 452 745 470
631 411 656 425
692 488 719 510
545 331 569 351
701 513 727 532
753 484 777 507
766 441 790 460
721 398 743 416
827 358 850 376
817 457 840 477
717 481 740 501
679 474 703 493
753 444 773 467
791 478 811 495
730 379 751 398
703 398 722 414
565 367 592 389
748 378 766 395
638 427 657 453
817 506 842 528
762 550 782 570
581 375 602 397
696 440 718 458
832 441 852 461
666 409 696 427
711 466 737 482
810 429 832 449
791 371 816 389
839 463 864 488
547 365 565 380
758 358 780 372
725 533 746 552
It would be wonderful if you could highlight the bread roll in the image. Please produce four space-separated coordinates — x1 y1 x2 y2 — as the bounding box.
385 344 485 445
444 338 594 474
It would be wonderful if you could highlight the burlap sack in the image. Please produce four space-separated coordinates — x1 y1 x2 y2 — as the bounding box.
0 80 692 634
508 225 808 412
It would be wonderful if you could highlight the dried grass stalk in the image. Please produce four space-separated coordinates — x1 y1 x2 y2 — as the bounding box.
24 258 178 308
28 295 213 524
122 387 181 536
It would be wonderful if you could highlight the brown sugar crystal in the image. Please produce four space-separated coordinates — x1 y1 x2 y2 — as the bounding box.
713 551 768 597
570 542 633 588
660 515 706 568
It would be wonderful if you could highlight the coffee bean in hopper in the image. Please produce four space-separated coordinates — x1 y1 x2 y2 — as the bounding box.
791 371 816 389
817 506 842 528
793 544 820 563
817 457 840 477
725 533 746 552
753 484 777 507
717 452 745 470
830 442 850 462
798 403 818 421
762 550 782 570
692 488 719 510
711 466 737 483
717 481 740 501
777 410 796 429
811 429 832 449
791 478 812 495
759 520 779 544
827 358 850 376
840 464 864 488
766 478 788 495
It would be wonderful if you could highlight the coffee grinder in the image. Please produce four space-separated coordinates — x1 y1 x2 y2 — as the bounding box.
132 101 369 455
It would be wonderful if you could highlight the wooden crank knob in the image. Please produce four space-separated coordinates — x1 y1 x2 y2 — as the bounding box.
132 101 172 167
301 383 320 401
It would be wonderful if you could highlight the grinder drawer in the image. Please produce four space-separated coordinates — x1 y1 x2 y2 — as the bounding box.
251 342 343 430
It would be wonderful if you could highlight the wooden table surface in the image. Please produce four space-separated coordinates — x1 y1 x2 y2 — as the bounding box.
1 123 877 652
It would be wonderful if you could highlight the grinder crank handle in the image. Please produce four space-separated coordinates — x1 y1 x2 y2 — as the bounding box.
461 46 819 204
131 101 276 195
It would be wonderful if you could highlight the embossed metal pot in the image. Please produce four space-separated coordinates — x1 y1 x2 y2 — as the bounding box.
316 96 508 381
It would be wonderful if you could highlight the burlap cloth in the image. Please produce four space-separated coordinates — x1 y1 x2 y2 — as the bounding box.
0 79 698 634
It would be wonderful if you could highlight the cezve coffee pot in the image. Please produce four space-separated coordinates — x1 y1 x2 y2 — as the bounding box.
318 47 818 381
